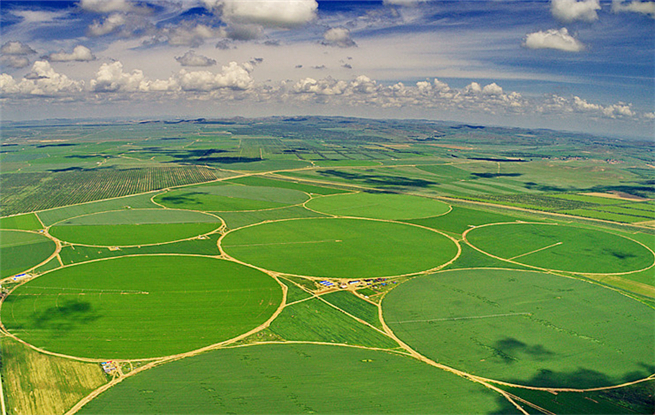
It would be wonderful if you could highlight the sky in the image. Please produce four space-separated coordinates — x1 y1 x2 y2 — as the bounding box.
0 0 653 139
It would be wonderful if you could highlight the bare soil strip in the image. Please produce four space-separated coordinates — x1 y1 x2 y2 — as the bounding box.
509 242 563 261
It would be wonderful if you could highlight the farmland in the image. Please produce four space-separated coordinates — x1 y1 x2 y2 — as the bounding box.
0 117 653 415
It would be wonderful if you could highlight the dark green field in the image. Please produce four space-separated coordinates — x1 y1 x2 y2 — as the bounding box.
78 344 514 414
49 209 221 246
0 230 56 278
306 192 450 220
154 184 310 211
222 218 458 278
383 269 655 388
2 256 282 359
466 223 654 273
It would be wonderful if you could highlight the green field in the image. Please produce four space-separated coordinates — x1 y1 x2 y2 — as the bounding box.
154 184 310 211
383 269 655 388
78 344 514 414
0 213 43 231
49 209 221 246
2 256 282 359
306 192 450 220
0 230 56 278
466 223 654 274
222 218 458 278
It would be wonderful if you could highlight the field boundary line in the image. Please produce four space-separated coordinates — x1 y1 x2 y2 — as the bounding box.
509 242 563 261
389 312 532 324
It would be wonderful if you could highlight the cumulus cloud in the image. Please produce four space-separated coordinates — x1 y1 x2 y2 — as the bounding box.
226 24 263 40
46 45 96 62
1 56 31 69
177 62 254 91
322 27 357 48
551 0 601 23
176 51 217 67
204 0 317 28
0 61 84 96
90 61 147 92
79 0 149 14
523 28 584 52
88 13 126 36
1 41 37 56
611 0 655 17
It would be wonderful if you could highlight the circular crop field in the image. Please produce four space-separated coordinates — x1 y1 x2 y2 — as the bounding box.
78 344 508 415
383 269 655 388
0 230 56 278
49 209 221 246
2 256 282 359
222 218 458 278
465 223 654 274
154 184 310 211
306 192 450 220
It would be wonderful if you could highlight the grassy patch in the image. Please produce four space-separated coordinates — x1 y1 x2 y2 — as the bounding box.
1 336 107 415
383 269 655 388
321 291 383 329
280 278 313 303
3 256 282 359
269 297 397 349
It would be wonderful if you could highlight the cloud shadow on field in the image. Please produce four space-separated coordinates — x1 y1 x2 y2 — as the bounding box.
29 298 101 332
495 337 554 363
157 192 207 206
317 169 436 188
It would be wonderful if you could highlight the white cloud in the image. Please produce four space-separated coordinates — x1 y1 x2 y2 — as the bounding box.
551 0 601 23
322 28 357 48
611 0 655 18
90 61 147 92
208 0 318 28
176 51 217 67
46 45 96 62
1 41 37 56
88 13 126 36
523 28 585 52
482 83 504 95
79 0 148 14
178 62 254 91
0 61 84 96
1 56 31 68
163 24 225 47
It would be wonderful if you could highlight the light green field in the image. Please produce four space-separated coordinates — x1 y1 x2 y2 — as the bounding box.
78 344 514 414
154 184 310 211
0 213 43 230
383 269 655 388
466 223 654 273
306 192 450 220
227 175 349 195
222 218 458 278
2 256 282 359
0 230 56 278
49 209 221 246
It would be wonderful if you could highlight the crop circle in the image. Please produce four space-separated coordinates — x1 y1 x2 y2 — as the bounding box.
465 223 654 274
383 269 655 388
221 218 458 278
154 184 310 211
306 192 450 220
2 255 282 359
49 209 221 246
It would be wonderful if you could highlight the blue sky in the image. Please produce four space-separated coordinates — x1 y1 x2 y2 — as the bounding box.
0 0 653 138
